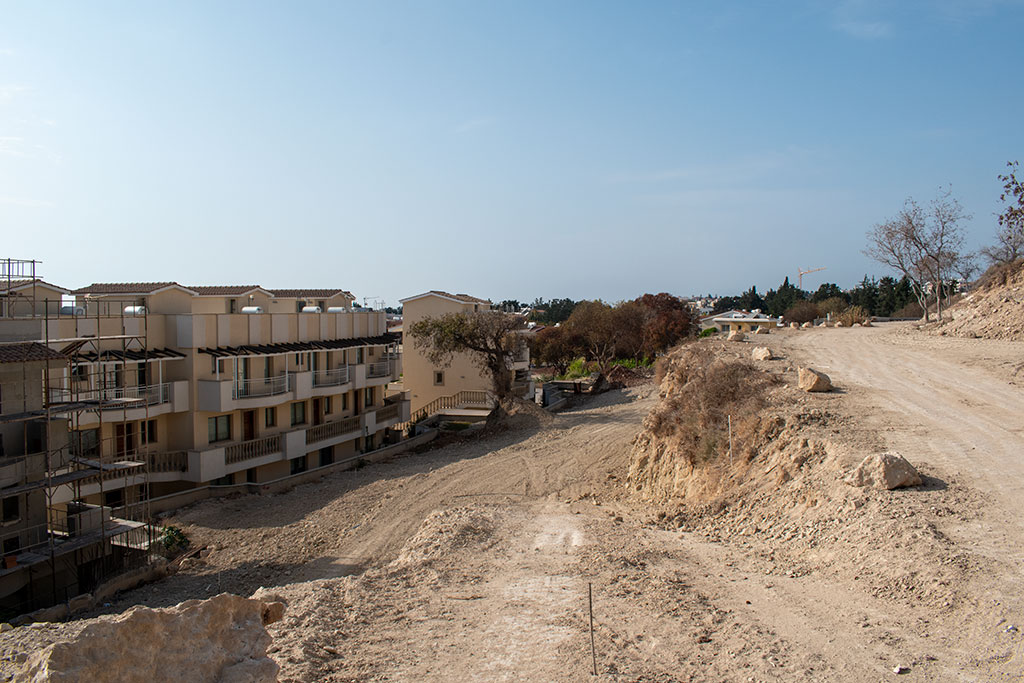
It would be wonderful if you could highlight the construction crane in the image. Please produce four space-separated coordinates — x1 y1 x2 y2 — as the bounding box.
798 267 826 290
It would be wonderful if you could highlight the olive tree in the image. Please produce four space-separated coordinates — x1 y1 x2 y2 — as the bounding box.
408 310 526 402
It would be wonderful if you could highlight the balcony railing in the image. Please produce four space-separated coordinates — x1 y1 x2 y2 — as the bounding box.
149 450 188 473
232 375 288 399
367 360 392 378
224 434 281 465
374 404 400 423
313 366 349 387
305 415 361 445
99 383 170 409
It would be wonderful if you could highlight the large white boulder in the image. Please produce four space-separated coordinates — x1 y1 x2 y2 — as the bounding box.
751 346 772 361
727 330 746 342
22 593 285 683
798 367 832 392
844 452 922 490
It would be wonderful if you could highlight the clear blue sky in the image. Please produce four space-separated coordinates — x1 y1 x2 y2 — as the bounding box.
2 1 1022 305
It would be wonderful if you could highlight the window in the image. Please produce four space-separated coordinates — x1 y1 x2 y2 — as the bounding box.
324 396 332 414
364 387 374 407
319 446 333 468
356 348 364 364
264 357 271 378
137 362 147 387
341 393 348 411
364 435 374 452
290 401 306 426
296 300 306 313
104 489 124 508
229 298 237 314
2 496 19 523
290 456 307 475
72 364 88 381
265 407 276 427
75 429 99 458
141 419 157 445
208 415 231 443
434 371 444 386
246 468 258 483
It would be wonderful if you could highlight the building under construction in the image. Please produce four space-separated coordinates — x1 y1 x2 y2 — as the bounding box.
0 259 157 618
0 257 410 617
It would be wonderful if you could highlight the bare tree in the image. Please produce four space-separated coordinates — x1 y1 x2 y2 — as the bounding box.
408 310 526 402
865 188 972 322
981 160 1024 266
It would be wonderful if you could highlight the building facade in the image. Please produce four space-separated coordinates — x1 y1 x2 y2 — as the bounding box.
0 266 409 615
400 291 532 415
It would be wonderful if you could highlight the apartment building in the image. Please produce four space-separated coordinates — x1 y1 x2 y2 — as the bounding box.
47 282 408 506
0 267 409 615
400 291 531 415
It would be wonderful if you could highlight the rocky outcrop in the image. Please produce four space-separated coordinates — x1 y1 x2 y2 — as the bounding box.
727 330 746 342
790 322 799 329
798 367 832 392
754 326 770 334
844 452 922 490
22 593 285 683
752 347 772 361
801 322 813 329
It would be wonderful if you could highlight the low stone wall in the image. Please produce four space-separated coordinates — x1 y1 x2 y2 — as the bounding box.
145 430 439 516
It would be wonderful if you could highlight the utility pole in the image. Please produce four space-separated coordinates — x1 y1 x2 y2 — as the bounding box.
798 267 826 290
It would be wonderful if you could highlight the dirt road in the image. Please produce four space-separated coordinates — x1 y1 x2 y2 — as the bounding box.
87 324 1024 681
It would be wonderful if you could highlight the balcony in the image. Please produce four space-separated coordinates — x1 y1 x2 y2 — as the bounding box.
233 375 289 399
367 360 392 379
224 434 282 466
305 415 361 445
313 366 350 388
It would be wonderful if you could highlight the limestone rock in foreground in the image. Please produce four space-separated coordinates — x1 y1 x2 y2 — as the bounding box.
798 367 832 392
23 593 285 683
754 326 770 334
845 452 922 490
751 346 772 361
727 330 746 342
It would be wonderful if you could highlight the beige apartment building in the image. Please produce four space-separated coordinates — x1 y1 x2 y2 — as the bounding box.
400 291 531 416
0 270 410 615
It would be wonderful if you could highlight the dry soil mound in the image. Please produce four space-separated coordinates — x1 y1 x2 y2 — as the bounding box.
936 260 1024 341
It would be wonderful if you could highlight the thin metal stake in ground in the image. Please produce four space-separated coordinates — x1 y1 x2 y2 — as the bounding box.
588 582 597 676
728 415 733 467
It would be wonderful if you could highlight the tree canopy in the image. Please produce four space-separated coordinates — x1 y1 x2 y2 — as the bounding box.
407 311 526 401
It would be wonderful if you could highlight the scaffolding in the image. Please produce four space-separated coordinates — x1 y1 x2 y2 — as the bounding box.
0 258 158 618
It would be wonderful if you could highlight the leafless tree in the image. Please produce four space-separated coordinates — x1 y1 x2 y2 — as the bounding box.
981 161 1024 266
865 187 973 322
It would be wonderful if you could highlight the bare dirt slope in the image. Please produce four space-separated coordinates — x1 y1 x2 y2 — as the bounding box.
39 324 1023 681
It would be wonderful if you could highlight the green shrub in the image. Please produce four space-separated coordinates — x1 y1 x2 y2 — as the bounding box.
160 525 190 556
698 327 716 338
559 357 591 379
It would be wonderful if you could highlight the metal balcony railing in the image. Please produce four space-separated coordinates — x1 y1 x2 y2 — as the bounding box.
367 360 392 378
47 383 172 409
232 375 288 399
313 366 349 387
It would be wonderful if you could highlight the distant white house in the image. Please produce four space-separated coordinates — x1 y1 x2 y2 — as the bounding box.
701 309 779 333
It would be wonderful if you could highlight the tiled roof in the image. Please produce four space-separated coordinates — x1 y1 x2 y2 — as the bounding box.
269 289 352 299
0 278 70 294
189 285 264 296
429 290 491 304
0 342 65 364
73 282 183 295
